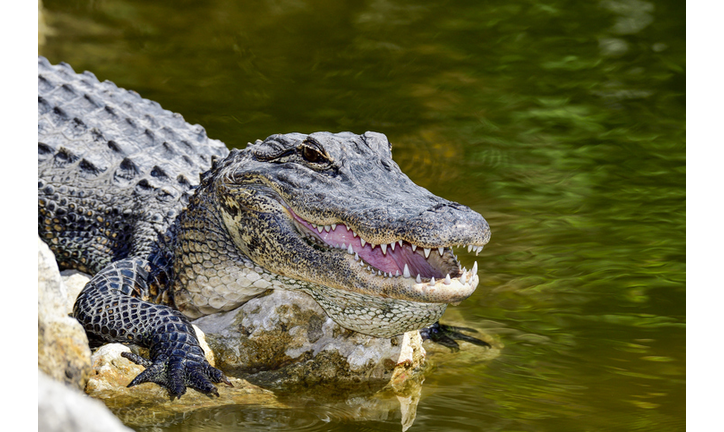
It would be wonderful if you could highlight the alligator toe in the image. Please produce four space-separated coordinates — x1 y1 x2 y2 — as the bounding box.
420 321 491 351
122 352 229 399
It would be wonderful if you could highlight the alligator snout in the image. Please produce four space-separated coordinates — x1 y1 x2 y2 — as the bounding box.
406 200 491 248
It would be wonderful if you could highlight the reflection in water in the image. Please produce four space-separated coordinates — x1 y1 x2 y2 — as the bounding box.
124 383 424 432
601 0 655 35
41 0 684 430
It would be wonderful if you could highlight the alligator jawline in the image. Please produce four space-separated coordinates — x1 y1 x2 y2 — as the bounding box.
287 208 475 284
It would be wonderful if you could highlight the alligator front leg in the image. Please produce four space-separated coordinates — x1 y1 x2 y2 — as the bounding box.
72 257 231 399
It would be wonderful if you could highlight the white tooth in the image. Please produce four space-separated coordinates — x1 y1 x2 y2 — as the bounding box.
346 225 351 231
438 247 445 256
353 231 357 237
317 225 324 233
381 244 387 255
347 244 354 254
460 272 467 284
331 224 337 230
403 264 411 278
444 274 451 285
324 225 331 232
411 244 417 252
429 277 435 286
360 239 366 247
354 252 359 261
467 244 473 253
462 266 467 274
395 270 400 277
472 261 478 275
398 240 403 247
424 248 431 259
370 243 376 250
416 274 421 283
335 244 339 249
378 270 382 276
390 242 395 251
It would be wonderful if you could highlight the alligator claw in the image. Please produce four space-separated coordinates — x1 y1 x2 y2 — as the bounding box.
122 351 231 399
420 321 491 352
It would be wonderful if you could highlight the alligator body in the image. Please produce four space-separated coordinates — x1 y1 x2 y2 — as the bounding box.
37 56 491 398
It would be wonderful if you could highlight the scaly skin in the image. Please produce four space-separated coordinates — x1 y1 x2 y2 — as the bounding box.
38 57 491 398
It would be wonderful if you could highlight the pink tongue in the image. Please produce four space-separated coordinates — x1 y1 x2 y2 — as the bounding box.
293 215 442 278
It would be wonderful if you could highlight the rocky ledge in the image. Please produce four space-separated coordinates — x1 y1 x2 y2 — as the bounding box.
39 237 470 429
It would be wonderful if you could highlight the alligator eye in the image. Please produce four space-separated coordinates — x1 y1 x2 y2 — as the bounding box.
300 145 326 164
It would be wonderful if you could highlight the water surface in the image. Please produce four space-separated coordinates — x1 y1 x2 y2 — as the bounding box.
40 0 685 430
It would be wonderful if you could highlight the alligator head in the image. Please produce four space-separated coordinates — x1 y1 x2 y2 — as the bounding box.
186 131 490 337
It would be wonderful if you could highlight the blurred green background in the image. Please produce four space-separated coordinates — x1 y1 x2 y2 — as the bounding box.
40 0 685 430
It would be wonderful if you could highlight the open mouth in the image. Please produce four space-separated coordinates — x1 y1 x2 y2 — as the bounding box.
287 208 483 288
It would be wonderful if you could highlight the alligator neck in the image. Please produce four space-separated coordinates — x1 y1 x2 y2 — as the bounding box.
169 184 278 318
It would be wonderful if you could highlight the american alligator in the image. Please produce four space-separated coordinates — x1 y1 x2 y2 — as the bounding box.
37 56 491 399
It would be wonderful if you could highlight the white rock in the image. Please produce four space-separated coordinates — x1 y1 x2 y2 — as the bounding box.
39 370 133 432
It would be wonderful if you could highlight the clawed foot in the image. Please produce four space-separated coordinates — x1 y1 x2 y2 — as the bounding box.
122 351 232 399
420 322 491 351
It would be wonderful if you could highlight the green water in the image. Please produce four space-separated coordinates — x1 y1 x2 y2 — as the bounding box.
40 0 685 430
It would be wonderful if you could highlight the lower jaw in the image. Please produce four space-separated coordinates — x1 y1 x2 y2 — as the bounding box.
335 254 479 305
298 282 449 337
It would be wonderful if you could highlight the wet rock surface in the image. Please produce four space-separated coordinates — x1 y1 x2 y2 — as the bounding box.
84 344 285 428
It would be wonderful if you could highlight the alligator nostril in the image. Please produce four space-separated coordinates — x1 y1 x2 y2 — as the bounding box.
425 201 466 214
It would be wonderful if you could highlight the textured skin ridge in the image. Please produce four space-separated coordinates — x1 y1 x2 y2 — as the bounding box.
38 56 229 181
38 56 228 271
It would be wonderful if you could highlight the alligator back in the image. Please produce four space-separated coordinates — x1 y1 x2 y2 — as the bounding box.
38 56 229 273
